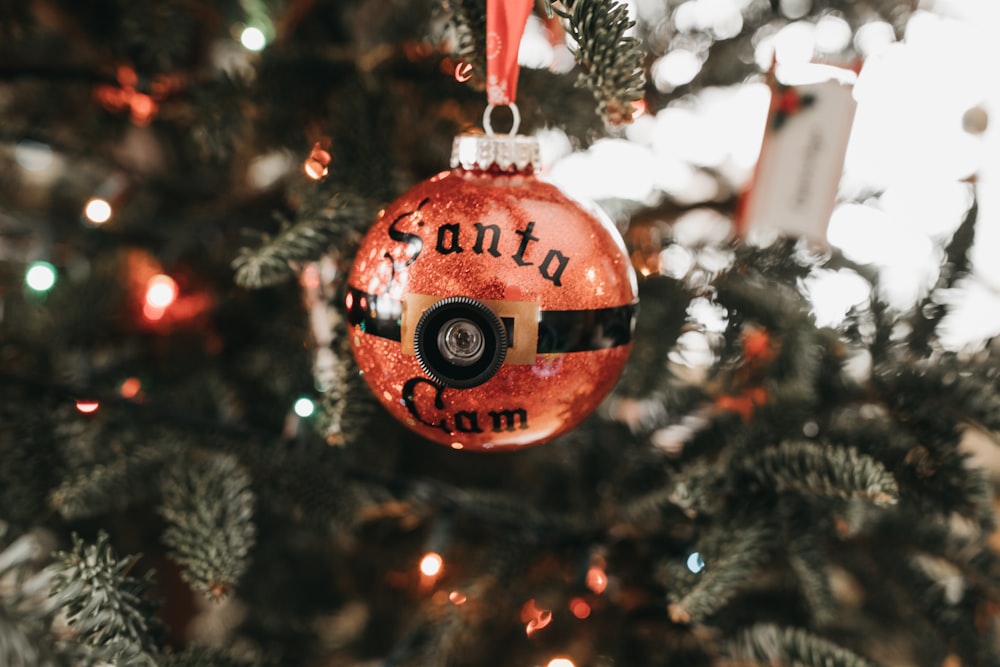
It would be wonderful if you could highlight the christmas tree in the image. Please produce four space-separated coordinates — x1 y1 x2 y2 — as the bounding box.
2 1 999 665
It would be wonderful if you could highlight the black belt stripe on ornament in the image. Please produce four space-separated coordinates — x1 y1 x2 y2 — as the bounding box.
345 287 638 353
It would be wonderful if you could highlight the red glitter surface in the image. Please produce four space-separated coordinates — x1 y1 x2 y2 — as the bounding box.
347 164 638 451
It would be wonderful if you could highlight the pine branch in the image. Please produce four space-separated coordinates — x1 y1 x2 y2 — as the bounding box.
51 442 184 520
0 391 60 525
618 459 724 529
185 73 252 164
378 541 529 666
871 509 1000 602
116 1 209 73
887 549 1000 667
551 0 646 124
316 348 374 446
883 354 1000 435
715 260 813 337
159 454 256 600
732 441 899 506
730 624 875 667
783 507 837 626
612 274 692 401
48 532 159 665
232 191 369 289
666 514 775 624
162 645 261 667
411 481 585 537
907 195 978 356
0 527 66 667
872 357 1000 524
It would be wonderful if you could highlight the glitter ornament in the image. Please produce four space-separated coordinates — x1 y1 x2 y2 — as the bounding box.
346 128 638 451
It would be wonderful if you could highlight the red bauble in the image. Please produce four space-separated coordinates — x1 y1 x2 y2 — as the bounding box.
346 133 638 451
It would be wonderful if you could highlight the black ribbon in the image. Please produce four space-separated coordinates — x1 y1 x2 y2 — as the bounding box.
345 287 637 353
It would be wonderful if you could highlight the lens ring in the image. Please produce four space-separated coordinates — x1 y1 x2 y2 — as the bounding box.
414 296 507 388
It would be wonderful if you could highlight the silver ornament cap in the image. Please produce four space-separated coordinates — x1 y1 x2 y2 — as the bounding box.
450 133 540 172
450 102 540 172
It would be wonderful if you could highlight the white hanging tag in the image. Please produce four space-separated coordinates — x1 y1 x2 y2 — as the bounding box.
738 67 858 245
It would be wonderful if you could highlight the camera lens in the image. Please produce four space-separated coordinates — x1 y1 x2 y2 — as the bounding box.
438 318 485 366
414 296 507 388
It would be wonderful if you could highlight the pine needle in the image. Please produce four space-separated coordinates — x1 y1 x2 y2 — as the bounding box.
668 515 775 623
734 440 898 506
553 0 647 124
730 623 876 667
159 454 256 600
48 532 159 665
232 192 368 289
50 442 184 520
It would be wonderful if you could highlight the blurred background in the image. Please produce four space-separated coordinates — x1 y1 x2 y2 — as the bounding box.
4 1 1000 665
530 0 999 346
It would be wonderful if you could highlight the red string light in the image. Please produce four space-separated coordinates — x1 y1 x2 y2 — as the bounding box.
521 598 553 636
454 61 474 82
75 400 100 414
585 566 608 594
303 142 332 180
94 64 175 127
120 377 142 399
569 597 591 619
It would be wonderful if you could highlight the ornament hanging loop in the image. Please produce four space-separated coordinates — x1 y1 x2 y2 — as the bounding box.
483 102 521 136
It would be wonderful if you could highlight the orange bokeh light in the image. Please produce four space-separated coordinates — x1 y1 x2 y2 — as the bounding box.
145 274 178 309
95 65 163 127
303 142 331 180
120 377 141 399
419 552 443 577
586 566 608 594
569 597 591 619
454 61 474 82
448 590 467 605
301 264 321 290
521 598 553 636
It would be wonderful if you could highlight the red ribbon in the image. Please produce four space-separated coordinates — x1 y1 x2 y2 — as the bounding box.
486 0 534 106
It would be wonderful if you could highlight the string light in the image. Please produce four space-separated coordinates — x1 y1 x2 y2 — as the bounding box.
303 142 332 180
293 397 315 418
301 264 321 291
417 516 453 590
419 552 443 577
585 566 608 594
448 590 467 605
75 400 100 414
686 552 706 573
569 597 591 619
547 659 576 667
145 274 178 308
84 198 113 224
240 26 267 51
14 139 54 172
120 377 142 399
94 66 166 126
142 274 178 322
82 174 131 225
24 262 57 293
521 599 553 636
454 61 474 82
